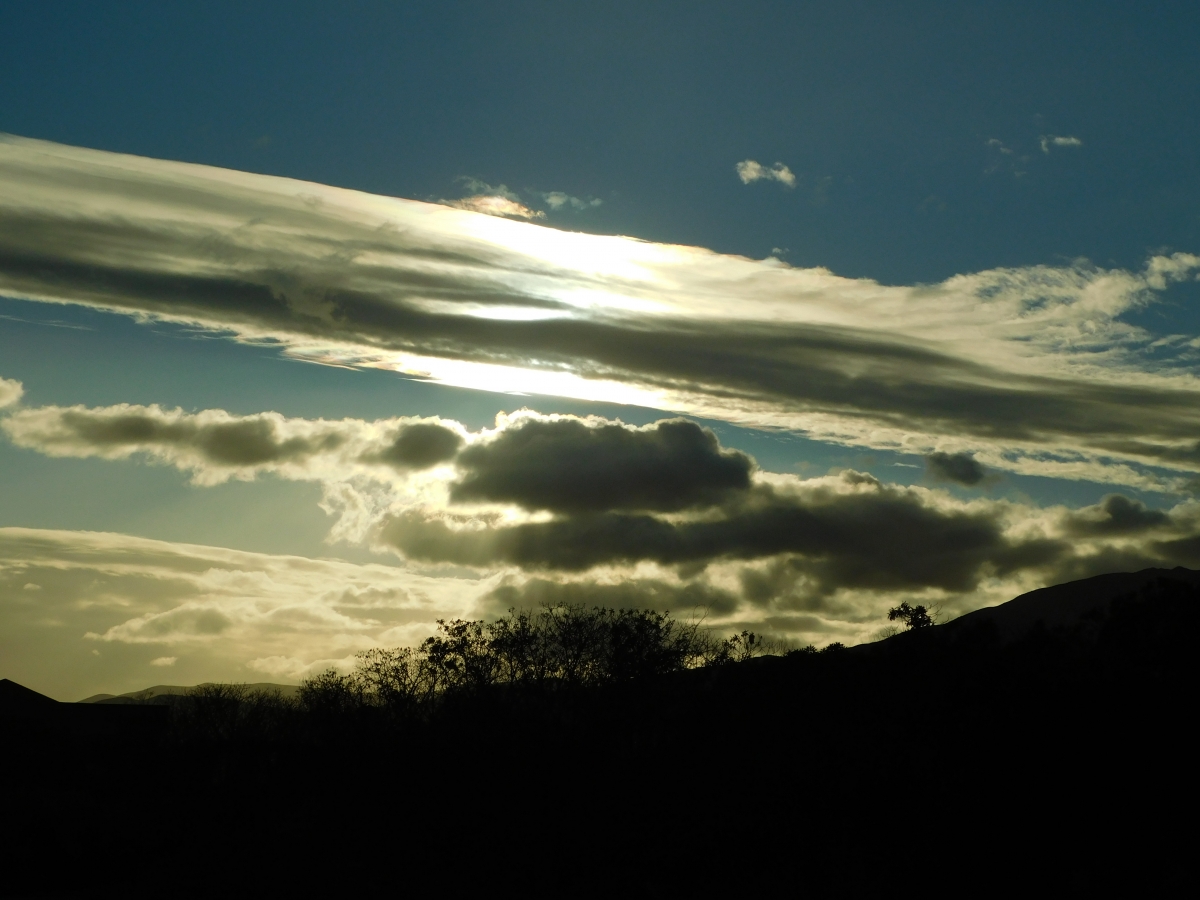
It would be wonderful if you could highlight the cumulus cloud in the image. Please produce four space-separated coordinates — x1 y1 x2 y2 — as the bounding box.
925 451 988 486
372 421 465 470
735 159 796 187
9 396 1200 620
0 376 22 408
3 136 1200 489
451 415 752 513
9 398 1200 680
1061 494 1171 536
380 474 1058 589
1041 134 1083 153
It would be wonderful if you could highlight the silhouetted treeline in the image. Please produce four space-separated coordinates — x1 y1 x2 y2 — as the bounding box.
4 579 1197 895
158 607 778 747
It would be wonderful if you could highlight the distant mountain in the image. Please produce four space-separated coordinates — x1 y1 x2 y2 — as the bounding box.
78 682 301 704
940 565 1200 643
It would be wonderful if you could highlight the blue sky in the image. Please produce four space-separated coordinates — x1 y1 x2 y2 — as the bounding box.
3 1 1200 698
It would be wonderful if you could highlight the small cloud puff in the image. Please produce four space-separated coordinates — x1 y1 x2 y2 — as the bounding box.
446 195 544 220
736 160 796 188
541 192 602 212
444 178 544 220
0 376 23 409
925 451 988 486
1041 135 1083 153
150 656 177 667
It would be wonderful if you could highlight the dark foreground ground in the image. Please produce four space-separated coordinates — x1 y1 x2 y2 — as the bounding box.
4 570 1197 895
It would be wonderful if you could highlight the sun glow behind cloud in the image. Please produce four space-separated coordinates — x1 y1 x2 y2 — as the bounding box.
3 135 1200 491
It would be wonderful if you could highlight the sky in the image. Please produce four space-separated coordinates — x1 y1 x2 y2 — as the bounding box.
3 1 1200 699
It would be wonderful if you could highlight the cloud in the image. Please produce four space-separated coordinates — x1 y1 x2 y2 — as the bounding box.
1041 135 1083 153
3 136 1200 489
1 401 464 486
150 656 177 667
450 414 753 513
10 394 1200 630
735 159 796 187
1061 494 1171 536
985 138 1028 176
0 526 488 699
541 191 602 211
925 451 988 486
0 376 22 408
379 473 1060 591
444 195 544 220
372 421 465 470
444 177 545 220
11 397 1200 678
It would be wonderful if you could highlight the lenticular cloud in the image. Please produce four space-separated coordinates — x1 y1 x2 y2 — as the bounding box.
3 134 1200 489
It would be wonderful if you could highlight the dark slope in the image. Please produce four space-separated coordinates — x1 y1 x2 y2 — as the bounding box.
3 568 1197 894
942 565 1200 643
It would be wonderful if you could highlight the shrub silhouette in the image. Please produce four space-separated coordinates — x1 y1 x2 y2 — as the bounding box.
299 605 765 720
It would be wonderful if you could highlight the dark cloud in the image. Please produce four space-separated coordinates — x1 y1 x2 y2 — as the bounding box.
451 417 752 513
138 607 232 638
481 576 741 618
925 451 987 486
55 409 341 466
1063 494 1172 537
373 422 463 470
381 478 1067 596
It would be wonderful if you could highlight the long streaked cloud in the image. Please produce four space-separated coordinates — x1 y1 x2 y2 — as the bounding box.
2 397 465 486
3 136 1200 489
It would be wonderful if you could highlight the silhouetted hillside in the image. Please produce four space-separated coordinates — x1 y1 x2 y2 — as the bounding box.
78 682 301 704
3 568 1196 894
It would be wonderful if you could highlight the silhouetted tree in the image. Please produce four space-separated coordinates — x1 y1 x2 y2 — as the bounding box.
887 602 934 630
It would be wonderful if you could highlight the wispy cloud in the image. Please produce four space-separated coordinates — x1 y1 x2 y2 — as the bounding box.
985 138 1029 176
442 177 544 220
1041 134 1083 153
3 136 1200 489
540 191 602 211
443 179 599 217
735 159 797 187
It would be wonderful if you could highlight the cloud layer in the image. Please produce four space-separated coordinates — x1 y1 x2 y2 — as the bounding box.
2 136 1200 490
11 394 1200 667
0 526 488 700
